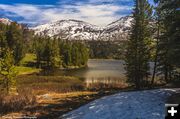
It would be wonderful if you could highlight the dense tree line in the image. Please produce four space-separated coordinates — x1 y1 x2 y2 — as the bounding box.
33 36 89 69
126 0 180 89
88 40 126 59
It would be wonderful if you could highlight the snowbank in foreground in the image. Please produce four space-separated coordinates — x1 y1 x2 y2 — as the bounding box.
61 88 179 119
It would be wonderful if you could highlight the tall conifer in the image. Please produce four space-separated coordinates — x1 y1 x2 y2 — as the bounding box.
126 0 152 89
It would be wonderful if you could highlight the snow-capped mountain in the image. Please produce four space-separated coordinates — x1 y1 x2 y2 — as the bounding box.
32 16 133 41
33 19 103 40
101 16 133 41
0 18 12 25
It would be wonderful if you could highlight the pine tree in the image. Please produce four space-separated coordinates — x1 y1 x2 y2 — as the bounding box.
151 15 160 85
49 39 62 68
61 41 72 67
71 43 80 66
79 43 89 66
0 48 17 94
155 0 180 82
34 35 45 68
161 0 180 68
0 23 7 58
125 0 152 89
6 22 25 65
42 37 51 67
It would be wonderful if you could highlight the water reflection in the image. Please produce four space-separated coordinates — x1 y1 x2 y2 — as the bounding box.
43 59 127 88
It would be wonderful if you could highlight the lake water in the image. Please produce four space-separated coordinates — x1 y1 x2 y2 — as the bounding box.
45 59 127 88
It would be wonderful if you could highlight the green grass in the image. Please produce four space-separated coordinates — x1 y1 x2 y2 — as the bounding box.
15 66 41 75
20 53 36 66
15 53 41 75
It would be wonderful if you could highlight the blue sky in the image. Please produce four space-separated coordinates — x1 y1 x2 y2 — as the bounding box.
0 0 154 26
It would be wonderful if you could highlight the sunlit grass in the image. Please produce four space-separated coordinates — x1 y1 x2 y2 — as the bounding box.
15 66 41 75
15 53 41 75
20 53 36 65
37 91 97 104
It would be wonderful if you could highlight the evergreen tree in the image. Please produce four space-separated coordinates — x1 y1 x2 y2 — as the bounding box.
79 43 89 66
61 41 72 67
49 38 62 68
6 22 25 65
0 23 7 58
151 11 160 86
0 48 17 94
155 0 180 82
34 35 45 68
42 37 51 67
71 43 80 66
125 0 152 89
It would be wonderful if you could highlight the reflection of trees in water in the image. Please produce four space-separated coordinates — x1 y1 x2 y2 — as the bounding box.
85 77 127 89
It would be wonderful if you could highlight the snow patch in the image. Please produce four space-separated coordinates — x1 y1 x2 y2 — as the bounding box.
61 88 179 119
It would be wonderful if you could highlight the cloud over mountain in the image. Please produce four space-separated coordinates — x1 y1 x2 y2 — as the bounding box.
0 0 133 26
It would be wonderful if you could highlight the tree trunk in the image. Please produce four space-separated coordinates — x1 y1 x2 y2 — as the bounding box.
151 20 160 86
6 78 9 94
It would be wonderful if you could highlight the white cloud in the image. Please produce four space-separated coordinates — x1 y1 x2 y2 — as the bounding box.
0 3 132 26
89 0 132 3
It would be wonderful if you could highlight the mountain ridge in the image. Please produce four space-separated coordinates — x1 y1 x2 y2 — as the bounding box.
0 16 133 41
32 16 133 41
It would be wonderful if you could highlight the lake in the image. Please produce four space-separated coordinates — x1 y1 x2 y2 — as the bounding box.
45 59 127 88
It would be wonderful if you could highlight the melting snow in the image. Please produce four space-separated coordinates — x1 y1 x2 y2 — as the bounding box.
61 88 179 119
